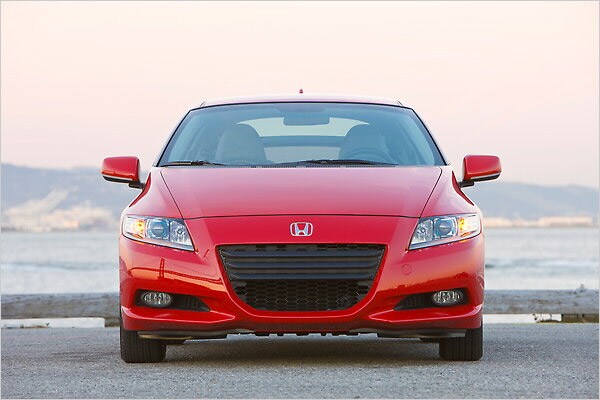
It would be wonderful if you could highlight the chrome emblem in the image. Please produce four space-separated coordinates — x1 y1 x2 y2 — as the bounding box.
290 222 313 237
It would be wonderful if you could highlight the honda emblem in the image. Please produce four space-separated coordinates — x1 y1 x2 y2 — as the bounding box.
290 222 313 237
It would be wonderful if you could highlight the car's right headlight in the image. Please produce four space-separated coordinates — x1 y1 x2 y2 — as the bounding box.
122 215 194 251
409 214 481 250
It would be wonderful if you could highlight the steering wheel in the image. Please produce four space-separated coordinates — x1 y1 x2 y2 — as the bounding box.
341 148 396 164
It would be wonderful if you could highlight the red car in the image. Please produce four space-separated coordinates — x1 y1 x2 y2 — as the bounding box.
102 94 501 363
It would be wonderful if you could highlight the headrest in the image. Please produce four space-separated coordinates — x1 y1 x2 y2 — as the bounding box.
339 125 387 159
214 124 267 164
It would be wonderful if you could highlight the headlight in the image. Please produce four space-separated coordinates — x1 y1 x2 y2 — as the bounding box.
409 214 480 250
122 216 194 251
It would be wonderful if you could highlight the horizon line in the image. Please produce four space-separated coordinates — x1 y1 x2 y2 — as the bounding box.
1 162 598 190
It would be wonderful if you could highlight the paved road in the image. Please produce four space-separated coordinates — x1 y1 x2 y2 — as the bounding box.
1 324 598 398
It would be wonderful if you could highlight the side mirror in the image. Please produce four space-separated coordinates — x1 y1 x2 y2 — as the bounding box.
101 156 144 189
459 155 501 188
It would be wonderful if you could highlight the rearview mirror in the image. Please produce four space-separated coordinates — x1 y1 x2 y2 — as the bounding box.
101 156 144 189
460 155 501 188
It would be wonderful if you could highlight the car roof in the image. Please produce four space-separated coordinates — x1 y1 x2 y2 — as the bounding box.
199 93 403 108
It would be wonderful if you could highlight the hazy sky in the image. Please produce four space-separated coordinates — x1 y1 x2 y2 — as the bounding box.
1 1 598 187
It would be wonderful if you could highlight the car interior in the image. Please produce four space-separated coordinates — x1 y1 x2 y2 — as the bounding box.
160 105 442 166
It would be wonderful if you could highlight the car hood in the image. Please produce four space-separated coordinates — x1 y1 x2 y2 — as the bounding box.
160 167 442 219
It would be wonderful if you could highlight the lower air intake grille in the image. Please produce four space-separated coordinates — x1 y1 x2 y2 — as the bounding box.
218 244 385 311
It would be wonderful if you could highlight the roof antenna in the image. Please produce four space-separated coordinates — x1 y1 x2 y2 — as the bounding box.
299 88 304 94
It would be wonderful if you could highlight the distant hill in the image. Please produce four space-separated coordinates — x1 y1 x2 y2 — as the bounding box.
463 182 599 220
1 163 598 230
1 164 137 231
1 164 137 217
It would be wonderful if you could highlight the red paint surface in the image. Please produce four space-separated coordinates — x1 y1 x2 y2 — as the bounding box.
104 98 502 336
118 167 486 334
160 166 442 218
101 156 140 182
462 155 502 181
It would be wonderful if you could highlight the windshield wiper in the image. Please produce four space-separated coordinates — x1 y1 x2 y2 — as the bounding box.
294 159 396 166
161 160 225 166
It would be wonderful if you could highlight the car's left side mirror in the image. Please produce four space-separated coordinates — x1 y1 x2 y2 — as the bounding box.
101 156 145 189
459 155 502 188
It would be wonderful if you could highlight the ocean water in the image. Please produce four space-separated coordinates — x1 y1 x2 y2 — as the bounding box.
1 228 598 294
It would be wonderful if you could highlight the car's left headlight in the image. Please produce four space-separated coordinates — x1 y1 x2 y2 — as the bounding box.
409 214 481 250
122 215 194 251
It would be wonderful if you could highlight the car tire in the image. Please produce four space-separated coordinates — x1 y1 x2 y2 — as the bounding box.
120 322 166 363
438 324 483 361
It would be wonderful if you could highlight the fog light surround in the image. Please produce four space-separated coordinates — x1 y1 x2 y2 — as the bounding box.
431 290 464 307
140 291 173 308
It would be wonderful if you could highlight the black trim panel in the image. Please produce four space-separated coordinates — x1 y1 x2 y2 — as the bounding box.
219 244 385 311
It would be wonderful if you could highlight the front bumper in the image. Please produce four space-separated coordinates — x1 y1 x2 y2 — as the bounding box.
119 215 484 336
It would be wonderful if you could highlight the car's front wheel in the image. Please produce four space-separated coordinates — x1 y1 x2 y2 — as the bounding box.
120 322 166 363
438 324 483 361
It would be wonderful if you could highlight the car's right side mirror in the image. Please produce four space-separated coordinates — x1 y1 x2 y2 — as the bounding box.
101 156 145 189
459 155 502 188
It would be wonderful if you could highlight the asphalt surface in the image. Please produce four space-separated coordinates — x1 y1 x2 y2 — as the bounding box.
1 324 598 399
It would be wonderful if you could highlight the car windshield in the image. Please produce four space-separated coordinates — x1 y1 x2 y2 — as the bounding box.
158 102 445 167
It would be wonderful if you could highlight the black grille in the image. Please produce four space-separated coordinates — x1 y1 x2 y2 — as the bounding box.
394 293 434 310
218 244 385 311
170 294 209 311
